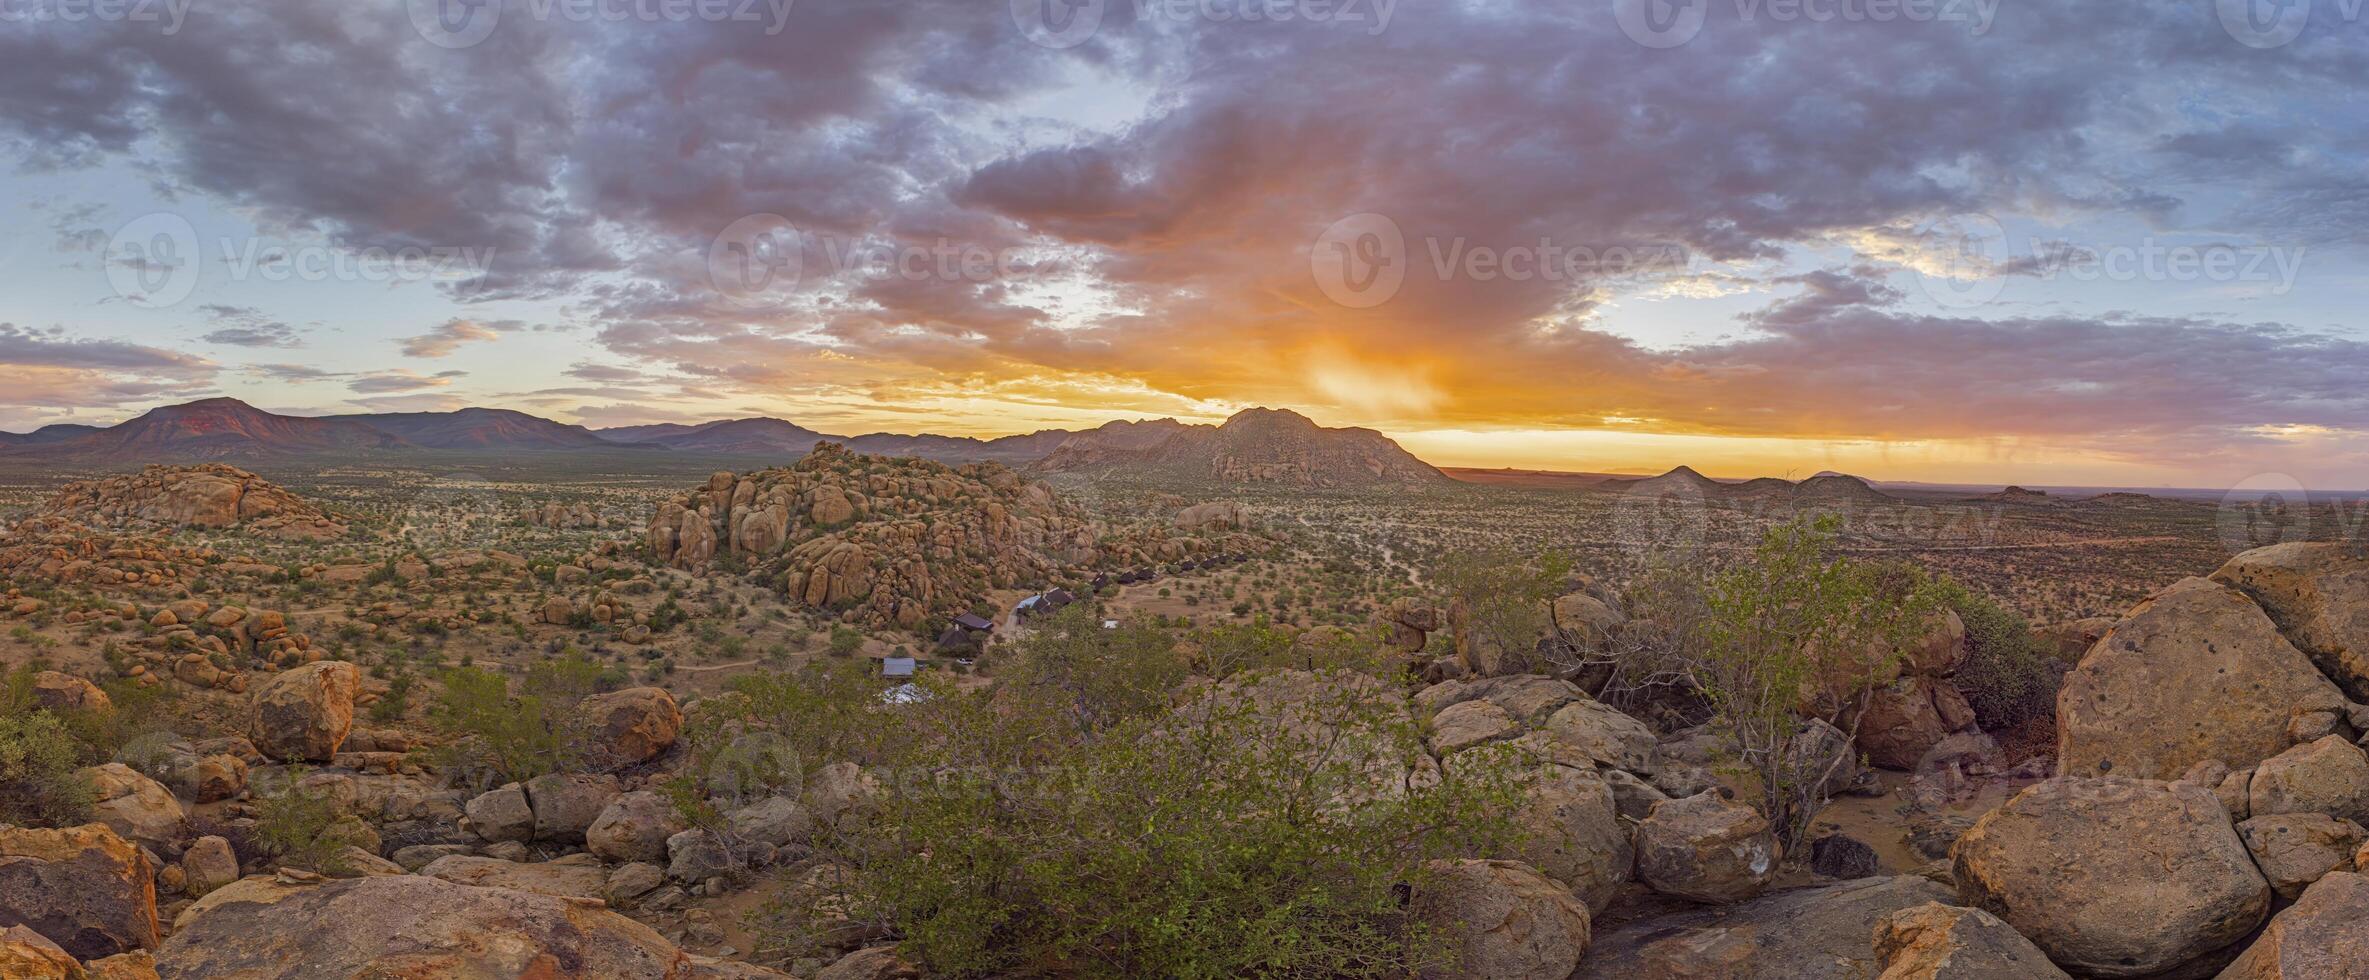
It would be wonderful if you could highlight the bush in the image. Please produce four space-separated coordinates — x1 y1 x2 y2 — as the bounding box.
252 772 364 873
1941 582 2064 733
0 710 95 827
425 649 613 783
752 614 1529 978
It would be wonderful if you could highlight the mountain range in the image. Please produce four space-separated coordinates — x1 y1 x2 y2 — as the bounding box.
0 398 1450 488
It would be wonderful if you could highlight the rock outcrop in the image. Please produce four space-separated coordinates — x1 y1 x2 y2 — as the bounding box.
2210 542 2369 699
647 447 1097 628
36 464 345 540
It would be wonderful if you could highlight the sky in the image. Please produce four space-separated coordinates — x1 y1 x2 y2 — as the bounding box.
2 0 2368 487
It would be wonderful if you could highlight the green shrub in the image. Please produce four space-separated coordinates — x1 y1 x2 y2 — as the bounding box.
425 649 612 782
0 710 95 827
1941 582 2064 732
252 772 364 873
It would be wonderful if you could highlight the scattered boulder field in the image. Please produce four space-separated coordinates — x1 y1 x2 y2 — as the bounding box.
9 456 2369 977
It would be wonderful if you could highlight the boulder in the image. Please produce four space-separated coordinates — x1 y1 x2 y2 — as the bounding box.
2247 735 2369 826
247 662 358 763
605 862 665 905
0 925 80 979
86 951 163 980
0 823 159 960
1809 834 1881 880
816 946 923 980
665 830 733 885
463 784 535 843
1873 902 2073 979
1901 609 1969 677
1411 859 1591 980
153 873 791 978
2057 579 2347 780
1633 792 1779 904
524 772 622 843
1534 698 1660 774
419 854 609 901
1950 777 2269 977
728 796 814 848
1856 677 1974 771
1551 592 1626 650
2214 871 2369 980
2210 542 2369 699
587 790 686 864
178 837 239 898
2237 813 2364 900
77 764 186 855
1577 875 1954 979
1496 763 1631 912
577 687 682 767
30 671 112 714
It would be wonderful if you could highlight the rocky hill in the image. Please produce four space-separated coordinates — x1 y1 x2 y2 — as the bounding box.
1600 466 1901 506
1032 408 1451 488
321 407 615 451
646 444 1101 627
42 398 407 459
35 464 347 541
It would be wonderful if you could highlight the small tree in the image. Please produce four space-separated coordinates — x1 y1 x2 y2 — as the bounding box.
1432 548 1571 676
1686 516 1942 851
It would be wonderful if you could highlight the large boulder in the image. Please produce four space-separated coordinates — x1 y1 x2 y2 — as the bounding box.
587 790 686 864
1416 676 1658 774
2057 579 2348 780
179 837 239 898
2210 542 2369 699
1577 875 1954 979
1633 792 1779 904
2214 871 2369 980
1951 777 2269 977
0 823 159 960
1411 859 1591 980
1873 902 2072 979
77 764 187 855
247 662 358 763
577 687 683 767
153 873 788 978
2247 735 2369 826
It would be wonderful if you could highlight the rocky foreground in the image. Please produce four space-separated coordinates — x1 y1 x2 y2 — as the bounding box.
6 540 2369 977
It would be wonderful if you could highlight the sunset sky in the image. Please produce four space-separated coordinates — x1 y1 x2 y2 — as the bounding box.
3 0 2367 487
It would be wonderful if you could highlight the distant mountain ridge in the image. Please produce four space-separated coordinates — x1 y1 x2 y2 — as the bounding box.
1030 408 1453 488
1596 465 1900 504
